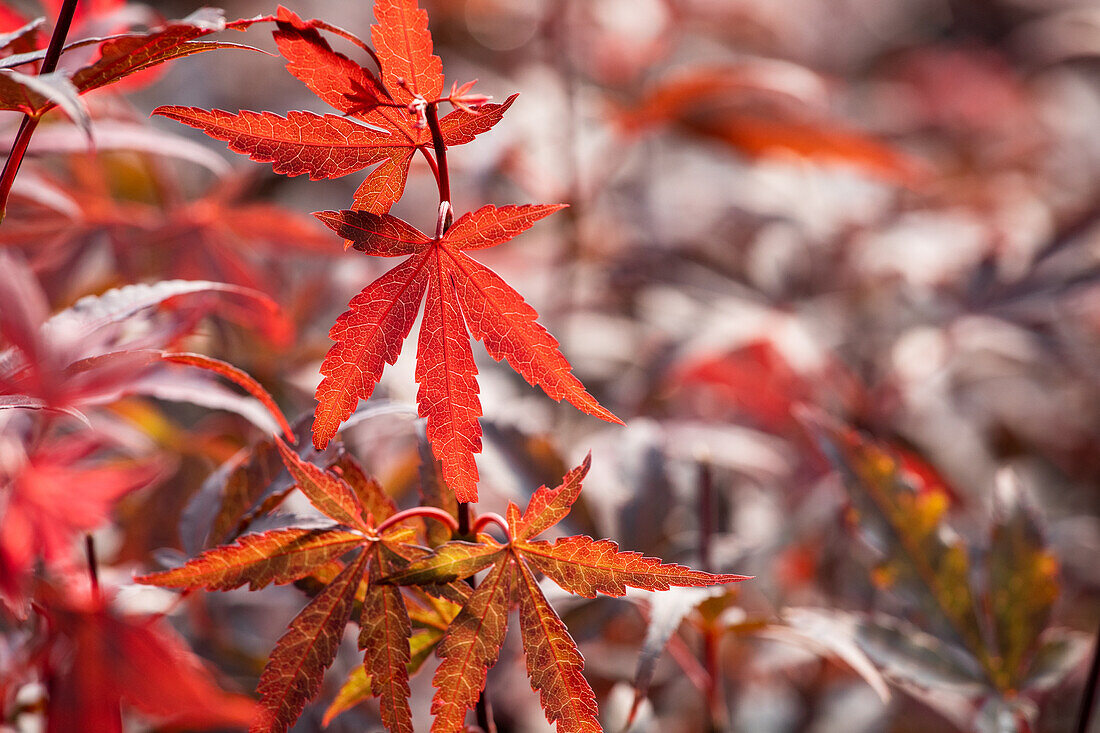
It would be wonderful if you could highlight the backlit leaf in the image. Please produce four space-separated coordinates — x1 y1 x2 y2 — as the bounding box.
136 528 363 591
254 551 368 733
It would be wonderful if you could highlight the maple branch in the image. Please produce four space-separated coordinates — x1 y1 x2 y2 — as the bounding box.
84 534 100 600
1076 615 1100 733
471 512 511 541
457 502 472 539
425 102 451 211
374 506 460 536
419 146 441 187
0 0 80 221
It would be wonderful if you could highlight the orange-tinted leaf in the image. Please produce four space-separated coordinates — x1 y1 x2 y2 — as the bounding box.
697 113 927 184
161 352 293 441
430 558 514 732
416 251 482 502
444 203 566 251
514 454 591 541
520 536 750 598
153 107 397 179
360 547 414 733
808 415 988 673
370 0 443 104
447 250 620 425
255 551 368 733
276 438 370 532
136 528 364 591
350 149 415 213
384 539 504 586
312 207 617 499
313 252 431 449
512 555 601 733
332 451 397 523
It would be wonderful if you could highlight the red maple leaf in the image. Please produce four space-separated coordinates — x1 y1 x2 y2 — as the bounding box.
383 456 750 732
312 205 622 502
33 580 257 732
154 3 514 214
0 432 164 613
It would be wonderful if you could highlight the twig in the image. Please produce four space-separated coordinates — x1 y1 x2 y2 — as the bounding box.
0 0 81 220
1076 616 1100 733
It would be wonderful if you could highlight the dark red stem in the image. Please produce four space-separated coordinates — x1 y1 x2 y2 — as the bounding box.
374 506 460 536
1076 614 1100 733
425 102 451 209
84 534 100 600
457 502 472 539
0 0 80 220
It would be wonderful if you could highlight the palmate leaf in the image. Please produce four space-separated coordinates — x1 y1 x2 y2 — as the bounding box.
383 458 747 732
255 551 368 733
312 206 621 502
156 3 514 214
139 444 438 733
360 544 414 733
135 528 364 591
808 414 1069 704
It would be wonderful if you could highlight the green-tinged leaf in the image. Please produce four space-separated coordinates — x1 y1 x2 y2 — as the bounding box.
520 535 749 598
512 554 601 733
384 539 504 586
988 470 1059 689
360 547 414 733
254 552 368 733
514 453 591 540
322 626 445 728
322 665 371 728
409 627 446 673
809 416 988 674
276 438 370 532
430 558 514 732
1021 629 1092 693
136 528 364 591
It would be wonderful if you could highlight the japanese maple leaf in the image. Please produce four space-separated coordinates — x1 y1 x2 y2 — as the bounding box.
383 455 750 733
34 580 257 732
0 432 164 613
138 439 461 733
311 204 622 502
153 3 515 214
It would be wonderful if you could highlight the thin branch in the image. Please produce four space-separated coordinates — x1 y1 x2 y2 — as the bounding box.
425 102 451 210
1076 616 1100 733
84 534 100 600
0 0 81 220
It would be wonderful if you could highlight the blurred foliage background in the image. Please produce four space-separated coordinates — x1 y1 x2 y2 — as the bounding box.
2 0 1100 731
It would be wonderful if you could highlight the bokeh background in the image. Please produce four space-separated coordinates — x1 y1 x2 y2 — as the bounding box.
2 0 1100 730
